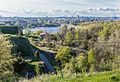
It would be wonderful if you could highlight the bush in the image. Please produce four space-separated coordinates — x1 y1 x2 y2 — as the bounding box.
35 30 44 35
0 34 33 80
0 26 19 34
76 53 88 73
87 49 95 73
55 46 71 66
9 35 33 56
0 71 19 82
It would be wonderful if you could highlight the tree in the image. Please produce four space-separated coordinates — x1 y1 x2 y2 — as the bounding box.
63 57 76 75
55 46 71 66
0 35 26 80
65 31 73 45
76 31 81 45
108 30 120 70
88 49 95 73
76 53 88 74
0 26 19 34
60 24 68 39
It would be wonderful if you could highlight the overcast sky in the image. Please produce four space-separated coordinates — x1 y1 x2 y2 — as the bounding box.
0 0 119 16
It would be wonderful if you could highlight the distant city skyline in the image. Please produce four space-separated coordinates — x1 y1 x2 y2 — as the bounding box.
0 0 120 17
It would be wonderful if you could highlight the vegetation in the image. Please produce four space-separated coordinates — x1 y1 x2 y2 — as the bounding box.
55 46 71 66
0 20 120 82
0 34 44 81
0 34 24 81
65 31 73 45
0 26 19 34
23 70 120 82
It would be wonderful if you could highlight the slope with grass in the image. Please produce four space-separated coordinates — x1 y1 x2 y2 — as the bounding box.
23 70 120 82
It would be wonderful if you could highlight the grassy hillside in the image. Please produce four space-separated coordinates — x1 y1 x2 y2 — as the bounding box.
23 70 120 82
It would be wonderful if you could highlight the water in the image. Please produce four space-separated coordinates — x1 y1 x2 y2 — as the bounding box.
30 27 60 33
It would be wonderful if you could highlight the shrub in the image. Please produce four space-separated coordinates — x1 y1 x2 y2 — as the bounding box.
35 30 44 35
88 49 95 73
0 26 19 34
9 35 33 56
0 34 33 80
55 46 71 66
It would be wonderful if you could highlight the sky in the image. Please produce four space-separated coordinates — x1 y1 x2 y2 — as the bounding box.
0 0 120 16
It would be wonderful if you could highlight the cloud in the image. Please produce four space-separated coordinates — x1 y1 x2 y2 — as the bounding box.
85 0 119 7
0 0 120 10
1 8 120 17
0 0 120 16
58 0 86 6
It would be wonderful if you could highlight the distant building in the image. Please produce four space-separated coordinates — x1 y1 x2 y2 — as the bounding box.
0 21 5 25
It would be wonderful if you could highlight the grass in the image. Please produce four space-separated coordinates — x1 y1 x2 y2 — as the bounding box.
22 70 120 82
